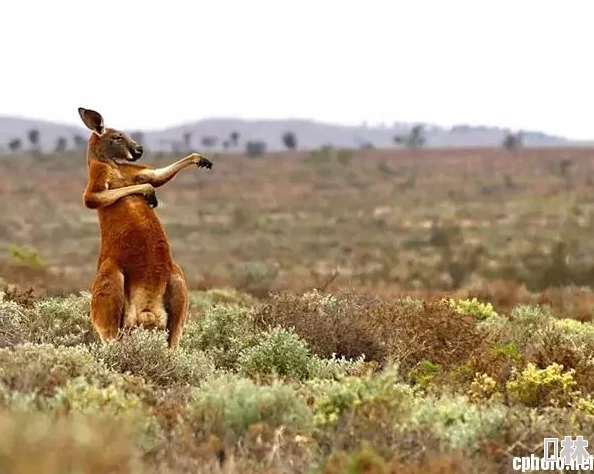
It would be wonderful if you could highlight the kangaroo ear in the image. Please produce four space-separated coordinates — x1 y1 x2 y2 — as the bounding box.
78 108 105 136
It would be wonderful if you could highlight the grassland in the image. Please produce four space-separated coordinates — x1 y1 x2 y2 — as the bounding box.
1 146 594 473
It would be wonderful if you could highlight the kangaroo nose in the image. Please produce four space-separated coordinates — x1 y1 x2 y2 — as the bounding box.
134 145 143 156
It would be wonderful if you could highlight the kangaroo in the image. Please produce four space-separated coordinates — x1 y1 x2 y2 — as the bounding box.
78 107 212 349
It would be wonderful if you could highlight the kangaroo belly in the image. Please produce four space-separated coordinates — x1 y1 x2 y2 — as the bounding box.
97 197 173 272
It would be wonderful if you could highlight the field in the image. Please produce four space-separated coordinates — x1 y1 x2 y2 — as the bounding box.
1 146 594 473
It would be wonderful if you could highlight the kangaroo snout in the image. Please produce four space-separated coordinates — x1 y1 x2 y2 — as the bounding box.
130 145 144 160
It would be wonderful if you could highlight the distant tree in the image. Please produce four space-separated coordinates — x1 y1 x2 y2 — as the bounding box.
54 136 67 153
201 135 217 149
182 132 192 151
282 131 297 150
28 129 40 152
222 140 230 150
73 134 87 150
245 140 266 158
394 124 426 149
8 138 22 153
502 130 523 152
230 131 240 147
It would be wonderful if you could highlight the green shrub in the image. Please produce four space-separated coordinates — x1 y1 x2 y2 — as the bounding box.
310 366 415 429
31 294 97 346
468 373 500 403
408 359 442 387
0 298 34 347
0 294 96 348
407 394 507 451
92 329 214 387
446 297 498 320
188 374 313 437
574 396 594 417
192 303 260 370
239 327 312 379
0 343 110 397
553 318 594 347
506 362 579 407
239 326 367 381
475 312 508 338
508 305 553 348
307 353 367 380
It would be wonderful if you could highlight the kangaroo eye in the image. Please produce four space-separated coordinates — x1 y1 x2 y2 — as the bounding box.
113 136 122 141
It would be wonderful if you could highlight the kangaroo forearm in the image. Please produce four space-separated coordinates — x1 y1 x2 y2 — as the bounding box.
84 184 147 209
143 156 195 188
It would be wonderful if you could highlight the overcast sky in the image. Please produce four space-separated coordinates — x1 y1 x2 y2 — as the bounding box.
1 0 591 138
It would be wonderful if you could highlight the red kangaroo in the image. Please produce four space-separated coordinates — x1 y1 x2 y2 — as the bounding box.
78 107 212 349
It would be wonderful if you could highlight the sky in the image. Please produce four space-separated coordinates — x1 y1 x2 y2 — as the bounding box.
1 0 592 139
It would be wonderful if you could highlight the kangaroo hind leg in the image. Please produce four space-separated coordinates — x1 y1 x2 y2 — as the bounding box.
90 260 125 343
164 264 189 350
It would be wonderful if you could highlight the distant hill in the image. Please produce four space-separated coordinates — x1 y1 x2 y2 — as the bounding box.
0 115 590 154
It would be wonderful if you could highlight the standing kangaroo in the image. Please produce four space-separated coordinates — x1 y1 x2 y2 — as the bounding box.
78 107 212 349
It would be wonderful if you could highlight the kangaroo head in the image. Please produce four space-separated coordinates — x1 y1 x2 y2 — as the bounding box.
78 107 143 162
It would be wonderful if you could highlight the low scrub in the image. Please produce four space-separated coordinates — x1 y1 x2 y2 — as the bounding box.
0 289 593 472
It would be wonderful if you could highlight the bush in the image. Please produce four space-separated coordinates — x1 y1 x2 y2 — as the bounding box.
507 305 553 349
407 394 507 451
408 359 442 387
188 374 313 438
307 353 368 380
468 373 500 403
239 326 366 381
552 318 594 347
0 343 110 397
255 290 390 361
445 297 498 320
190 303 260 370
0 293 97 348
0 297 28 347
257 290 486 373
310 366 415 429
239 327 312 380
92 329 214 387
31 294 96 346
506 362 579 407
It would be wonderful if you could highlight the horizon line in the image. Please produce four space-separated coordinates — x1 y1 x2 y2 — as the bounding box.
0 112 586 141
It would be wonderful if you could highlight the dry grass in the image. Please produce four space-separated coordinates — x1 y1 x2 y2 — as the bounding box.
3 147 594 299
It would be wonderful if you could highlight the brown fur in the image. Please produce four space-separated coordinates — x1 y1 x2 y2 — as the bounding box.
78 107 212 349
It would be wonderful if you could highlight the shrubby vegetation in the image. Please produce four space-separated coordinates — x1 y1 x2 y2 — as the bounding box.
1 286 594 473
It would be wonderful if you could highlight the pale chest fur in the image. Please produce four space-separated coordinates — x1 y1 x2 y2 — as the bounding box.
105 166 137 189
